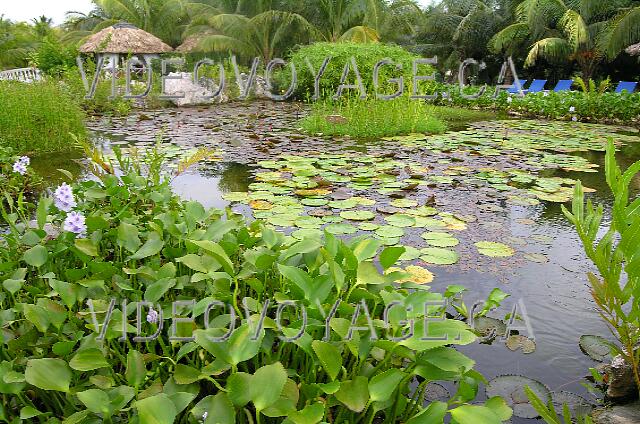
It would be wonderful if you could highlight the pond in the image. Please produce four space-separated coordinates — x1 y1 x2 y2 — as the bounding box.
49 101 640 422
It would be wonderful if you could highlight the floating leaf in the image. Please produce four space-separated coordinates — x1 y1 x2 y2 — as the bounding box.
579 335 612 362
421 232 459 247
486 375 551 419
420 248 459 265
475 241 515 258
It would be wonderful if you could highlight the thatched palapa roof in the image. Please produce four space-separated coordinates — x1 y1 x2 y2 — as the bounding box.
626 42 640 56
79 22 173 54
175 32 217 53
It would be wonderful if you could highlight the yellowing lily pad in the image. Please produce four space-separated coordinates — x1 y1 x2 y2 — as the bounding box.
421 232 460 247
475 242 515 258
249 200 274 210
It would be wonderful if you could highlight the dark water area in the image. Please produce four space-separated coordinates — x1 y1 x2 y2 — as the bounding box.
30 102 640 420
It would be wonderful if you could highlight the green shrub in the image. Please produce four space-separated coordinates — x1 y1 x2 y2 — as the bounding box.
0 80 86 154
290 42 435 100
301 96 447 138
62 68 134 116
0 143 512 423
31 37 78 77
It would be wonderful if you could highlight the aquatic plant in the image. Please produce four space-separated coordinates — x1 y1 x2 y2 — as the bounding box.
563 140 640 397
0 80 87 154
0 142 513 423
301 96 447 138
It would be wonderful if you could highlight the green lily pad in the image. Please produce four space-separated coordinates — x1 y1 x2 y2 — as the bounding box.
419 248 459 265
340 210 375 221
325 223 358 235
385 214 416 228
390 199 418 208
375 226 405 238
421 232 460 247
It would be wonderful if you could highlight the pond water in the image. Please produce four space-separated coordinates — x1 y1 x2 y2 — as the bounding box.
52 101 640 421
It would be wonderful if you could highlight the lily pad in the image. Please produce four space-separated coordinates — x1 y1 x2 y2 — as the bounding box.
475 241 515 258
486 375 551 419
579 335 612 362
419 248 459 265
324 223 358 235
421 232 460 248
385 214 416 228
340 210 375 221
506 335 536 354
390 199 418 208
374 226 405 238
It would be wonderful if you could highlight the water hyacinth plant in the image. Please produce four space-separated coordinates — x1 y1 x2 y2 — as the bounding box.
0 143 513 423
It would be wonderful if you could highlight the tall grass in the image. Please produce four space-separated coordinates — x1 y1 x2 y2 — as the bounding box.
300 96 447 138
0 80 86 154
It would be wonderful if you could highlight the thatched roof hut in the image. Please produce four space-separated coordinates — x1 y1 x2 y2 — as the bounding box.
80 22 173 54
626 42 640 56
176 35 203 53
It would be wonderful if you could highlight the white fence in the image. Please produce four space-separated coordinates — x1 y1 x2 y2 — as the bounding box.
0 67 43 83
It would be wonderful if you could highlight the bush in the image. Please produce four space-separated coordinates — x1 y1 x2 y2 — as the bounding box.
0 80 86 154
0 144 512 423
290 42 435 100
301 96 447 138
30 37 78 77
62 67 134 116
426 83 640 125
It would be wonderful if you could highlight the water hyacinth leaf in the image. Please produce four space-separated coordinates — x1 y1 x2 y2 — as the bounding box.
449 404 505 423
379 246 406 270
194 325 263 366
420 248 459 265
334 376 370 412
74 239 98 256
129 232 164 260
25 358 71 392
126 350 146 388
189 240 235 275
486 375 551 419
23 245 48 267
19 406 42 420
136 393 177 424
475 241 515 258
311 341 342 381
418 347 475 373
77 389 111 415
252 362 288 412
400 320 476 351
288 403 325 424
191 393 236 424
262 378 299 417
357 261 385 285
368 369 405 402
405 401 447 424
579 335 613 362
353 239 382 262
227 372 253 407
70 348 110 371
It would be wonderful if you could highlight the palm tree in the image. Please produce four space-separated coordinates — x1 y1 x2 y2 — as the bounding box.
489 0 640 80
65 0 191 47
312 0 381 42
0 16 37 70
31 16 54 39
183 0 317 62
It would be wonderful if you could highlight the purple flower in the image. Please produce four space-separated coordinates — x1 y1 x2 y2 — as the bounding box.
18 156 30 166
12 161 27 175
63 211 87 237
54 183 77 212
572 116 578 122
147 307 159 324
202 412 208 422
506 96 512 104
569 106 576 113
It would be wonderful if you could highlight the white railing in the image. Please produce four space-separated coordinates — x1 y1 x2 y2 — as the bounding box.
0 67 43 83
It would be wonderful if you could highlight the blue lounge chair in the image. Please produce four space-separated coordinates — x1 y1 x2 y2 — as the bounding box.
553 80 574 92
615 81 637 93
527 79 547 93
507 79 527 94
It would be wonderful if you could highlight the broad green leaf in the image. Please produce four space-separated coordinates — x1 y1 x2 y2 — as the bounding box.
75 239 98 256
136 393 177 424
190 240 235 275
334 376 369 412
126 350 146 388
118 222 142 253
129 232 164 260
449 404 503 423
23 245 48 267
405 401 448 424
174 364 201 385
368 369 405 402
227 372 253 407
25 358 71 392
418 347 475 373
311 341 342 381
252 362 288 412
288 402 325 424
77 389 110 415
70 348 110 371
356 261 385 285
20 406 42 419
197 393 236 424
379 246 406 270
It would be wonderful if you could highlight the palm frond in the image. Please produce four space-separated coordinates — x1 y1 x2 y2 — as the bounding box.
339 25 379 43
489 22 531 53
601 6 640 59
560 9 589 49
525 36 572 66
